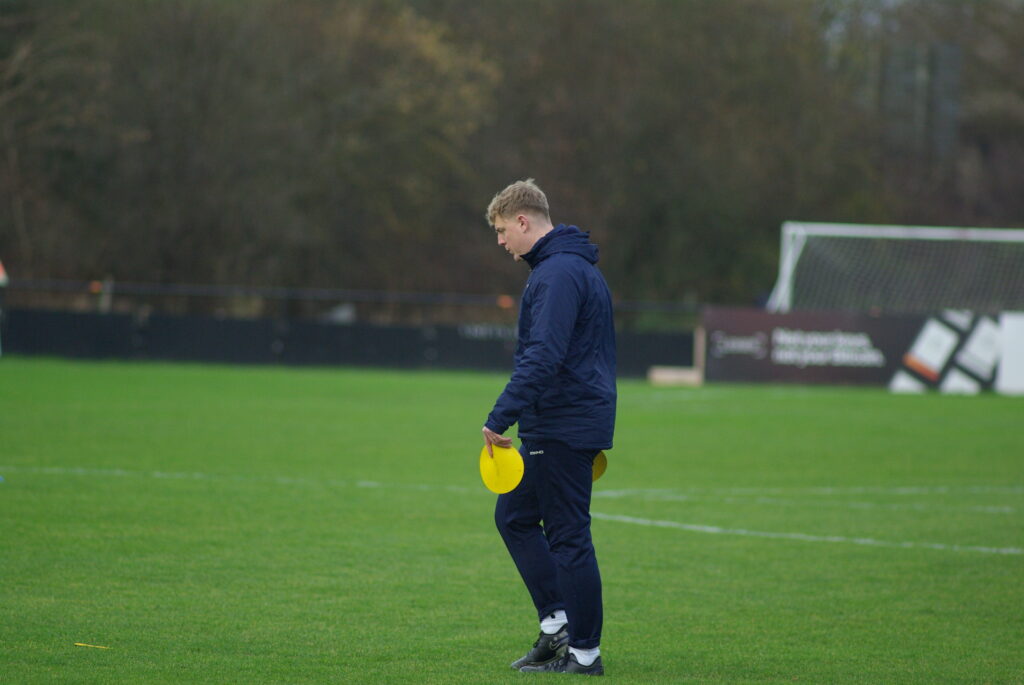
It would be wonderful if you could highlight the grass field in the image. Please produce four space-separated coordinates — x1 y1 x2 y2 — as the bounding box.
1 357 1022 684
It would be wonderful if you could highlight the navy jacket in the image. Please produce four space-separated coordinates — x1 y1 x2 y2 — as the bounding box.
486 224 616 450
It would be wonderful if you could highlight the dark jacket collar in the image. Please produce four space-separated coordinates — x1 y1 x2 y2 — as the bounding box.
522 224 599 269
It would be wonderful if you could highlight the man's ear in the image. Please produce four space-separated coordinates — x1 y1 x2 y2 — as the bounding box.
515 214 530 232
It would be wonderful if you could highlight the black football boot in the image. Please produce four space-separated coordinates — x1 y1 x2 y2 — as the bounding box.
519 651 604 675
509 626 569 670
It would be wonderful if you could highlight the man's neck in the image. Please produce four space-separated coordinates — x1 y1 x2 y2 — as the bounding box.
526 221 555 251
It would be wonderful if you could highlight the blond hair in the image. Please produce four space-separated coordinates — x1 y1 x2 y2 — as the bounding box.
486 178 550 226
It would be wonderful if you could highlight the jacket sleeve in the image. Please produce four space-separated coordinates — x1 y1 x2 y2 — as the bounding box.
485 264 581 434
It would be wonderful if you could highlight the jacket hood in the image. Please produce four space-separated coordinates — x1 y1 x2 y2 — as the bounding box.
522 224 599 268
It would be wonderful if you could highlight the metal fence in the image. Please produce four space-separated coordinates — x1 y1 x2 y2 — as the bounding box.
3 278 699 330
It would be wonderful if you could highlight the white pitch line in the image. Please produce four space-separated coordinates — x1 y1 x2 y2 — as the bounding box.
2 464 1020 556
6 465 1019 498
595 485 1024 497
590 512 1023 556
0 464 482 494
680 485 1024 496
592 489 1017 515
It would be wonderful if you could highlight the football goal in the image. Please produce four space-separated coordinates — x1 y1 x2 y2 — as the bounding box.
766 222 1024 314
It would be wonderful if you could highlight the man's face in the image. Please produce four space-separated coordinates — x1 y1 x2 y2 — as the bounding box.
494 214 530 262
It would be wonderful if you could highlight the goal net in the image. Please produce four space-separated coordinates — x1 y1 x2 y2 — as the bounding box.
766 222 1024 315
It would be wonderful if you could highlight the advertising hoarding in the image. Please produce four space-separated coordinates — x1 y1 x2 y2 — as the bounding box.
703 307 1023 395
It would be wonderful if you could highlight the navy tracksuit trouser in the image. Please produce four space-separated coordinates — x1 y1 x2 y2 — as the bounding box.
494 439 602 650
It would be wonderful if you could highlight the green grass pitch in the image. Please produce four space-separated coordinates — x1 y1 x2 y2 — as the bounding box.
1 357 1021 683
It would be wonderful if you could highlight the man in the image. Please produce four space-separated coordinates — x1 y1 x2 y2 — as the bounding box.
481 179 616 676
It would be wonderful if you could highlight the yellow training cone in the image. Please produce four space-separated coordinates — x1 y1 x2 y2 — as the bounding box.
479 445 524 494
593 451 608 482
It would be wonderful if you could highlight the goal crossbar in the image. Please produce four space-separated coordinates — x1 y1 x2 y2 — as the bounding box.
766 221 1024 313
779 222 1024 243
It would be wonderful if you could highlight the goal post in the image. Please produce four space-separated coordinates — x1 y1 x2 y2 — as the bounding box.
0 259 6 357
766 222 1024 314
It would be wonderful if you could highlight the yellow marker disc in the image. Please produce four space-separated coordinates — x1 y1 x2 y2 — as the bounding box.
593 451 608 482
479 445 525 494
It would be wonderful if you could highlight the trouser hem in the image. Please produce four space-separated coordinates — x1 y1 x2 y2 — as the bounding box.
569 638 601 650
537 604 566 621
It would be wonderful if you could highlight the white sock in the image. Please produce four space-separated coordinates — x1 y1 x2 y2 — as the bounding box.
569 646 600 666
540 609 567 634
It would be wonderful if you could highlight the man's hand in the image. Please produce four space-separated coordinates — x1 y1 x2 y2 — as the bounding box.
482 426 513 457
